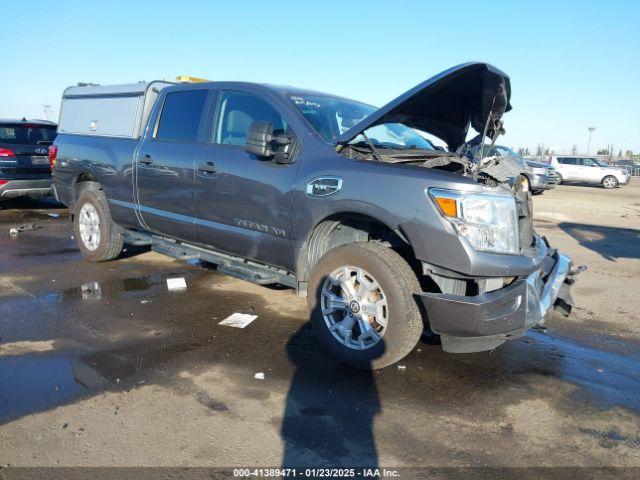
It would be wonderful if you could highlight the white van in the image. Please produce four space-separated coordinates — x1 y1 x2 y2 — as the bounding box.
549 156 630 189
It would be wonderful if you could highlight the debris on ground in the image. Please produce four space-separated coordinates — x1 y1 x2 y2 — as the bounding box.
254 372 265 380
47 213 60 218
219 313 258 328
166 277 187 291
397 365 407 370
9 223 40 236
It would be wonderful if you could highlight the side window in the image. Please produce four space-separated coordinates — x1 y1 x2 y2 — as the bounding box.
559 157 577 165
582 158 596 166
213 91 288 146
155 90 208 142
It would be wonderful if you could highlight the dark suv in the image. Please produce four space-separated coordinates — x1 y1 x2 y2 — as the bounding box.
0 118 57 201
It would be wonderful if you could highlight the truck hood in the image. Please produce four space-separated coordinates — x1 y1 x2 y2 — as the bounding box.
336 62 512 151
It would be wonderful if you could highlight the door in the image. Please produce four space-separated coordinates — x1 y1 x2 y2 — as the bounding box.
579 158 605 182
556 157 581 181
194 90 299 270
135 89 209 241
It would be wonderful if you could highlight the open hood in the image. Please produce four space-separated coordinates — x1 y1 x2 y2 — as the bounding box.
336 62 512 151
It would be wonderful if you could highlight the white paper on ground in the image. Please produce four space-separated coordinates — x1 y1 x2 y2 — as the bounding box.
219 313 258 328
166 277 187 290
254 372 265 380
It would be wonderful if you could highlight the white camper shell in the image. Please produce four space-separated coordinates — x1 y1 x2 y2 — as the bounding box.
58 81 173 138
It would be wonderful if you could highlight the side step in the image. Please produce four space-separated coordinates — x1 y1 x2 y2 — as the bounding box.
126 230 295 288
218 265 280 285
123 231 153 246
152 243 200 261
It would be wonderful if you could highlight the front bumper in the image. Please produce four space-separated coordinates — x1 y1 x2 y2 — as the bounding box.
417 250 573 353
0 179 52 198
530 173 556 190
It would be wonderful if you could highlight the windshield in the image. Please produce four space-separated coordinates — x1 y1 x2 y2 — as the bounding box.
289 94 436 151
0 124 57 145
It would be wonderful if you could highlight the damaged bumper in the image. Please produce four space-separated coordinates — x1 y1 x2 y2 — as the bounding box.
417 250 576 353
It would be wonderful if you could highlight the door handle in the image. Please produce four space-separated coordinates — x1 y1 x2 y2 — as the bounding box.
198 161 217 174
139 154 153 166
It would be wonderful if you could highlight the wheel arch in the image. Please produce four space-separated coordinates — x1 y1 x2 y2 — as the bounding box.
295 212 416 287
70 173 102 221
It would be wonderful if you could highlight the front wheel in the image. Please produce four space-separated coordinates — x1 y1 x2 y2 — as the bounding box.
73 190 124 262
602 176 618 189
308 242 423 369
555 173 563 185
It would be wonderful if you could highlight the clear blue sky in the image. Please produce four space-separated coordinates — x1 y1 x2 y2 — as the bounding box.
3 0 639 153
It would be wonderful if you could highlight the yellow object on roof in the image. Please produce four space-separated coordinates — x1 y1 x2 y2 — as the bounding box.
175 75 210 83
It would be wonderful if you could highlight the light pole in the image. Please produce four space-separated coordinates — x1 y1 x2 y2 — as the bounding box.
587 127 596 154
43 105 52 121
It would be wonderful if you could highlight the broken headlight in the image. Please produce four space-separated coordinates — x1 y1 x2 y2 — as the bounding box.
429 188 519 254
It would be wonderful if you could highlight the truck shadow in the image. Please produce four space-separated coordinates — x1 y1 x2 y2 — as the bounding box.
558 222 640 261
281 324 380 469
0 196 63 211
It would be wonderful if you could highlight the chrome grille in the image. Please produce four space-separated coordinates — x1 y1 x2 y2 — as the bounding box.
546 167 557 184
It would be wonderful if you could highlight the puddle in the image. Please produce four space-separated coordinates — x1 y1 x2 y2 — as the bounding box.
508 331 640 412
15 247 78 258
61 276 161 301
0 355 85 424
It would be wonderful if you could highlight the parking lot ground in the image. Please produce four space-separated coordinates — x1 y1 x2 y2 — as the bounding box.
0 183 639 469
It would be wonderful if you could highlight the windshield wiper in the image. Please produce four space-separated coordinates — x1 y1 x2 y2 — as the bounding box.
361 132 383 162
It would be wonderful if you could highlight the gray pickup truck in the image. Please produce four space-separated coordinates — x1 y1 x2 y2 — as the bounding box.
52 63 578 369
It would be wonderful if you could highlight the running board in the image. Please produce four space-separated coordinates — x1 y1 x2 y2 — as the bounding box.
152 243 199 260
130 231 295 288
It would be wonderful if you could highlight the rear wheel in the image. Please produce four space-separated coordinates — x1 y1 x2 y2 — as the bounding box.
73 190 124 262
602 176 618 189
308 242 423 369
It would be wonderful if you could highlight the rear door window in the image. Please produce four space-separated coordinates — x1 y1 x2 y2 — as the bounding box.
0 125 57 145
213 91 289 146
558 157 578 165
155 90 208 142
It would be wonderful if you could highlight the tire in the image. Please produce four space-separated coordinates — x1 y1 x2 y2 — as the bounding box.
307 242 423 369
531 189 544 196
555 173 563 185
73 190 124 262
601 175 618 189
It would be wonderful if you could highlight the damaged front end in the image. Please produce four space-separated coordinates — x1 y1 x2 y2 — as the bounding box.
334 62 583 352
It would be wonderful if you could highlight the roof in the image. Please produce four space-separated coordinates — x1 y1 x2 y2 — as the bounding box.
168 80 369 104
63 81 174 98
0 118 57 126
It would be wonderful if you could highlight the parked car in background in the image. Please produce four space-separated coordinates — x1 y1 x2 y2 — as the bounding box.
612 159 640 177
550 155 630 189
0 118 57 200
524 160 557 195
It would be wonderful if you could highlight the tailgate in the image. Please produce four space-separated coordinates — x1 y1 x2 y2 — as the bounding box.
0 123 57 178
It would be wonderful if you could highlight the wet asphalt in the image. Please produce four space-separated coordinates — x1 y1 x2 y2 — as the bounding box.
0 196 639 468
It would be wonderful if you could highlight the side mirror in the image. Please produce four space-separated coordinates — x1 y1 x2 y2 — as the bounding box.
245 121 295 164
245 121 274 159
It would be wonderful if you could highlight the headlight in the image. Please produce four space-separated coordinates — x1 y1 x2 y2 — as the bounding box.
429 188 519 254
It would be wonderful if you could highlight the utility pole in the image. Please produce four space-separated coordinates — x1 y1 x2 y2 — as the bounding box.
42 104 52 121
587 127 596 154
